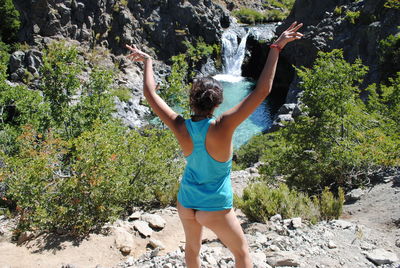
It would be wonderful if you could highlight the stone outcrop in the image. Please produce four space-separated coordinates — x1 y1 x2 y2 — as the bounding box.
277 0 400 103
14 0 230 61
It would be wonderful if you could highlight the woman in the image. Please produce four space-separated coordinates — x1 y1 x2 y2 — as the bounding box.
127 21 303 268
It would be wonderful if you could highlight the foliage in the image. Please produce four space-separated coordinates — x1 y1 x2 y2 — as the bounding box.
235 183 344 223
112 86 132 102
233 8 267 24
236 50 398 194
3 122 183 235
40 42 83 136
0 0 21 43
264 0 295 20
0 41 9 78
158 38 219 117
384 0 400 9
379 34 400 83
345 11 360 24
334 6 343 15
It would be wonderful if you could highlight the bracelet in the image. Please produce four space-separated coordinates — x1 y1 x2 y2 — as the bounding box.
270 44 283 52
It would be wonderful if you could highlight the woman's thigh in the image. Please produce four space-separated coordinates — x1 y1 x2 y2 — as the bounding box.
177 201 203 250
195 209 249 256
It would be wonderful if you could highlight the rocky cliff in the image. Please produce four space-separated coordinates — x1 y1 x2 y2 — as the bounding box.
278 0 400 103
14 0 230 60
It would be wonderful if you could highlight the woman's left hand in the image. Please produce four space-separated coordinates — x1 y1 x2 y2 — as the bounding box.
126 44 152 62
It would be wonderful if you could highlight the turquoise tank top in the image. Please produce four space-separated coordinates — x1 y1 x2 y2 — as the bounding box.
177 118 233 211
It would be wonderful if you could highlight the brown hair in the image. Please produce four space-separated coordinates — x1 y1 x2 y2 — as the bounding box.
189 77 223 116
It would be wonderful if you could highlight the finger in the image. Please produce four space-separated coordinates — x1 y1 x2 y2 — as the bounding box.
287 21 297 31
291 23 303 32
126 44 137 52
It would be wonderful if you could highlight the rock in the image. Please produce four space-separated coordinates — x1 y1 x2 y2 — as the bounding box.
266 252 301 267
148 238 166 250
250 252 268 267
276 114 294 123
345 188 365 202
140 213 166 229
328 240 337 249
114 227 134 254
9 51 25 73
396 239 400 248
128 211 141 220
270 214 282 222
61 264 77 268
291 217 302 229
278 103 296 114
17 231 35 245
330 220 353 229
133 220 153 237
365 248 399 265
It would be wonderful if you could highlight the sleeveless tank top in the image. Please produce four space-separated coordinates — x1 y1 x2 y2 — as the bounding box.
177 118 233 211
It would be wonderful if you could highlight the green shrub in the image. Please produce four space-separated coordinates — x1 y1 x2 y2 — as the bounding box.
319 187 345 221
157 38 218 118
242 50 399 193
112 86 132 102
334 6 343 15
345 11 360 24
0 0 21 43
379 34 400 83
236 183 344 224
232 8 267 24
384 0 400 9
3 121 183 235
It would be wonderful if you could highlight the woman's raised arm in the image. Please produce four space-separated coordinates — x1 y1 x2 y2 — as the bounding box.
216 22 303 132
126 45 184 132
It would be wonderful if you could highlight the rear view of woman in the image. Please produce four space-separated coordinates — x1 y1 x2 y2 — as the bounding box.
127 21 303 268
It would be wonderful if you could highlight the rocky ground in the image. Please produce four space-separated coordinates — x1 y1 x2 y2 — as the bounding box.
0 167 399 268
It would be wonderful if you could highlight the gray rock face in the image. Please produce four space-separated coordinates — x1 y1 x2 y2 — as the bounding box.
276 0 400 102
15 0 229 61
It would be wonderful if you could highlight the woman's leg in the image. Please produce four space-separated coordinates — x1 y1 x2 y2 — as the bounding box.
195 209 252 268
177 201 203 268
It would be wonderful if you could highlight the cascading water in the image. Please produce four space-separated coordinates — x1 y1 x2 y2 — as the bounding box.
221 30 249 76
213 24 278 149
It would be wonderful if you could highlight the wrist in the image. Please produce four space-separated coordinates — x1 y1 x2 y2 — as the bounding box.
269 43 283 52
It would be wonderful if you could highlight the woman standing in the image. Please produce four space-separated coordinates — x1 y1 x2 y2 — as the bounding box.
127 21 303 268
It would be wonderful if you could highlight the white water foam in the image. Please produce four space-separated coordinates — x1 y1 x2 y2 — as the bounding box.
213 74 244 83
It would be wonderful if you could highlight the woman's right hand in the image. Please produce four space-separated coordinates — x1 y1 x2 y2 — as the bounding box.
274 21 303 49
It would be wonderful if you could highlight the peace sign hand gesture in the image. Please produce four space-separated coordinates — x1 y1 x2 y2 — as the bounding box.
274 21 303 49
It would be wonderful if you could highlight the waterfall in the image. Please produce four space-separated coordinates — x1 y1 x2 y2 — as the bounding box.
221 30 249 77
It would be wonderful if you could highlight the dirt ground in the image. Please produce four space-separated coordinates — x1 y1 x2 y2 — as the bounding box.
0 180 399 268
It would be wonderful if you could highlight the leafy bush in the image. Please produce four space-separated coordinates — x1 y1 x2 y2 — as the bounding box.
157 38 219 117
0 0 21 43
345 11 360 24
233 8 267 24
2 122 183 235
384 0 400 9
236 183 344 223
235 50 398 194
379 34 400 83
